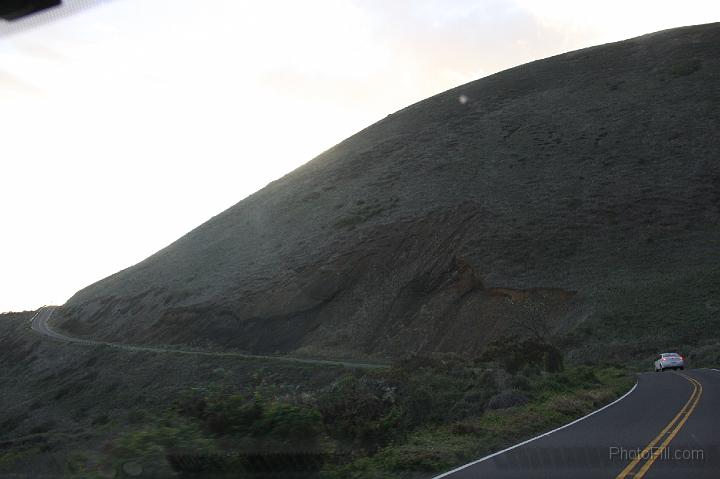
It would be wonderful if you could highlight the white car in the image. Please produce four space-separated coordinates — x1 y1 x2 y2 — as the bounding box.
654 352 685 372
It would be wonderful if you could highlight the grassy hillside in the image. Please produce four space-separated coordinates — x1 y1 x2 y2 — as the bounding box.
58 23 720 363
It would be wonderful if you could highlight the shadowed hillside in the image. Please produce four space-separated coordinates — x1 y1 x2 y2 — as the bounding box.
58 23 720 361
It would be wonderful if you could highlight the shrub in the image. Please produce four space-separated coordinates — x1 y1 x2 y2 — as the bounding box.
166 452 227 475
487 390 529 410
317 374 400 450
175 389 208 419
250 401 323 442
235 451 326 477
509 374 531 391
114 419 217 477
204 394 263 436
483 338 564 373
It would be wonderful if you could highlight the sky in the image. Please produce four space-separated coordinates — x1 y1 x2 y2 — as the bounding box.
1 0 719 313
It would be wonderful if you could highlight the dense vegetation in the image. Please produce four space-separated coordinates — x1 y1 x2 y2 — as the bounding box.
97 354 632 478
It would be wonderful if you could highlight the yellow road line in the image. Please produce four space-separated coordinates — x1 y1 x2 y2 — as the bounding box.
633 375 702 477
615 376 698 478
614 373 702 479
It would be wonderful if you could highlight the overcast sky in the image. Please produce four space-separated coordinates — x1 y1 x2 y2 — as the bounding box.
1 0 719 313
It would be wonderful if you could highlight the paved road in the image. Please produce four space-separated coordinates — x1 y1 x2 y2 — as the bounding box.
30 306 388 370
434 369 720 478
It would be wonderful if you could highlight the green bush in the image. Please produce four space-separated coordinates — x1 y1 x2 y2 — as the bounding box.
100 359 633 479
252 400 323 442
204 394 264 436
114 418 217 477
317 374 400 450
482 338 564 373
315 355 501 457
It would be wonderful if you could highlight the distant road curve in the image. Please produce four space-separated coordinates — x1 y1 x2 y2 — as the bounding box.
30 306 388 370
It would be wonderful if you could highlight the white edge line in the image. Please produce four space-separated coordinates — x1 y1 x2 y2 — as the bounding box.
431 380 639 479
28 307 44 323
697 368 720 373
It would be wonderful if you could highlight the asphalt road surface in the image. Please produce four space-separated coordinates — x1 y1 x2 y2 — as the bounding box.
434 368 719 478
30 306 388 370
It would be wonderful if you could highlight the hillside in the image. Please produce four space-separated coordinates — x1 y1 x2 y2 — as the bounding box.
57 23 720 361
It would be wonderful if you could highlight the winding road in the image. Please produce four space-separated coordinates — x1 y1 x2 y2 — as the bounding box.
30 306 388 369
434 369 720 478
31 307 720 477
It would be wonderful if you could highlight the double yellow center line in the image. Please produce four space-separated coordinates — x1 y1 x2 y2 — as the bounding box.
615 373 703 478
